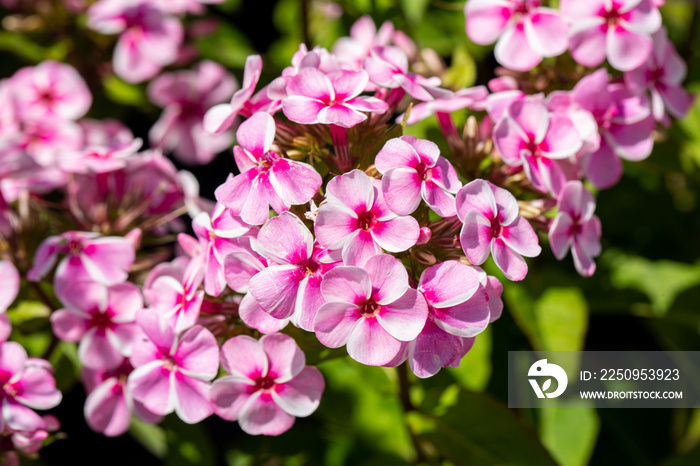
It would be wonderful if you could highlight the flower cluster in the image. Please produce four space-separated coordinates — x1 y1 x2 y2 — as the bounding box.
0 0 693 458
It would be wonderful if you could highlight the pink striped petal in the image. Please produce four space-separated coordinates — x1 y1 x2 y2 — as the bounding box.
320 266 371 304
465 0 513 45
549 213 573 260
270 159 322 206
432 287 490 337
236 112 275 157
381 168 422 216
173 371 213 424
459 210 493 265
371 216 419 253
50 310 89 342
317 105 367 128
79 329 123 370
239 293 289 334
375 136 420 172
220 335 268 380
261 333 305 383
342 230 382 267
408 320 463 378
346 318 402 366
210 376 255 421
422 181 457 218
569 22 608 68
249 265 304 319
272 366 324 417
255 212 313 265
282 96 324 124
418 261 480 307
238 392 295 436
175 326 218 379
491 238 528 281
314 302 362 348
501 217 541 257
376 289 428 341
607 26 652 71
363 254 409 304
84 378 129 437
494 23 542 71
524 10 568 57
128 362 174 416
455 179 497 222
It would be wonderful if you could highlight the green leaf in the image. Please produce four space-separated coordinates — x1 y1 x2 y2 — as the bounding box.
540 400 600 466
49 341 80 392
7 300 51 327
130 418 168 459
102 75 145 106
604 250 700 316
503 282 542 350
442 42 477 89
401 0 430 25
317 358 415 462
163 415 216 466
535 287 589 352
415 388 557 466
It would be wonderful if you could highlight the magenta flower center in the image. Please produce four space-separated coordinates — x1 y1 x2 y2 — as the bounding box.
647 67 664 84
490 217 504 238
65 238 84 255
416 162 432 181
89 309 115 332
257 151 280 171
600 3 629 28
358 299 380 317
305 259 320 275
357 211 377 231
254 375 276 391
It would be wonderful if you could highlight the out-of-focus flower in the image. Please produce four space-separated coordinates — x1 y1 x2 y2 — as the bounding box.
149 61 237 165
87 0 184 83
561 0 661 71
465 0 569 71
625 28 695 126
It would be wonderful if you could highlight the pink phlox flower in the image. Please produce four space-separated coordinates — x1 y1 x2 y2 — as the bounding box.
571 69 655 189
59 139 142 174
333 15 395 70
549 180 602 277
210 333 324 436
375 136 462 217
192 202 253 297
282 67 388 128
128 310 219 423
315 169 420 266
465 0 569 71
28 231 135 287
364 46 453 101
144 258 205 333
0 261 19 342
407 261 490 378
625 28 695 126
214 112 322 225
82 359 162 437
148 61 237 165
402 86 489 125
268 45 340 100
493 97 582 195
247 212 341 331
203 54 263 134
51 280 142 370
0 342 62 434
87 0 184 83
4 414 58 459
314 254 429 366
0 116 83 168
456 179 541 281
10 60 92 122
561 0 662 71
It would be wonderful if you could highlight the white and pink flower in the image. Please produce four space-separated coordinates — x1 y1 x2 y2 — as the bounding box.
456 179 541 281
314 254 428 366
315 169 420 266
210 333 324 436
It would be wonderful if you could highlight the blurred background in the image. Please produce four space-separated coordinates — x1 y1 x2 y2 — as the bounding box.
3 0 700 464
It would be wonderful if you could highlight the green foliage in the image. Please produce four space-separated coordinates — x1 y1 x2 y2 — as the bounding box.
414 388 557 466
540 400 600 466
